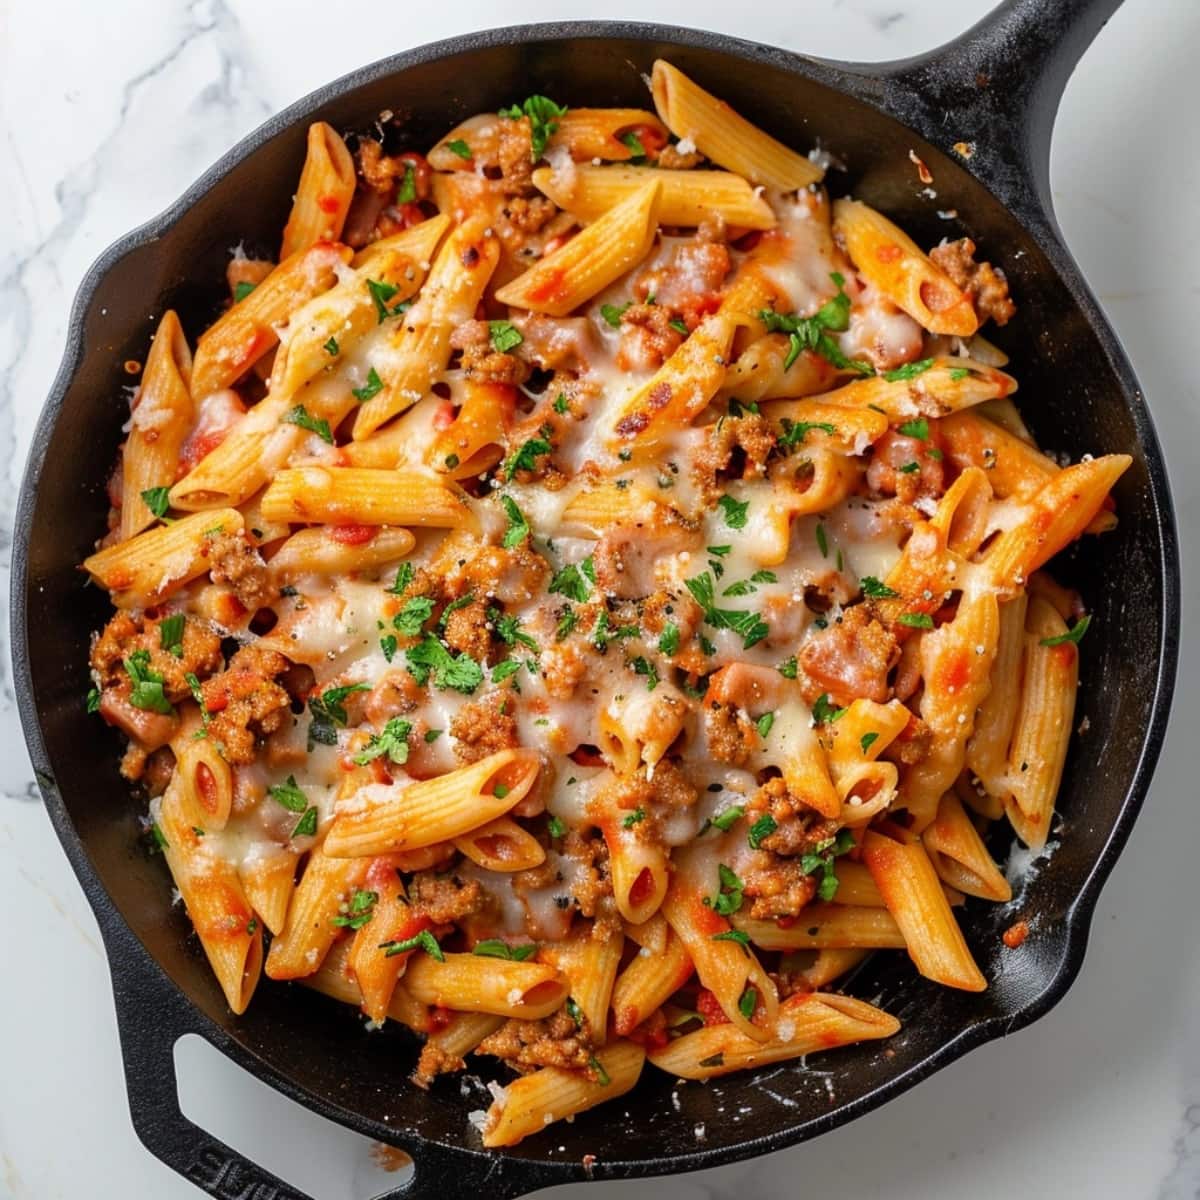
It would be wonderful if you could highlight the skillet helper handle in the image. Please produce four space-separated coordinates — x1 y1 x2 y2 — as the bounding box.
108 936 552 1200
847 0 1125 228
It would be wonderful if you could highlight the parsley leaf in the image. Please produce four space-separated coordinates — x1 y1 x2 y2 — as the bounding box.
685 572 769 649
800 830 855 901
812 693 849 724
738 985 758 1020
711 928 751 950
323 336 339 356
630 656 659 691
505 435 552 480
778 657 798 679
380 634 397 662
489 320 524 353
500 495 530 548
861 576 899 599
669 317 689 335
755 712 775 738
86 687 101 714
387 562 415 595
885 359 935 383
898 612 934 629
499 94 567 159
622 808 646 829
492 610 540 652
555 607 578 641
446 139 472 160
396 161 417 204
778 418 837 450
472 939 538 961
861 731 880 754
367 277 401 323
553 392 570 415
1040 614 1091 647
620 129 646 158
269 775 308 813
380 930 444 961
124 650 173 715
406 635 483 693
898 417 931 439
815 522 829 558
711 806 744 832
491 658 523 684
747 814 777 849
759 274 875 376
600 300 631 328
658 623 680 656
141 486 171 518
704 863 744 916
949 366 971 381
283 404 334 444
159 613 185 658
352 717 413 766
351 367 384 403
548 556 595 602
233 281 256 302
717 494 749 529
897 461 921 474
332 889 378 930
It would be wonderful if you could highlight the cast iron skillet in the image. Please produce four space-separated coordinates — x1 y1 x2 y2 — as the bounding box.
12 0 1180 1196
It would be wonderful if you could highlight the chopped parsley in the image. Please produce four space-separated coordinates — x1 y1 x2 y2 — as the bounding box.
380 634 397 662
86 687 101 714
283 404 334 444
406 635 483 693
861 576 899 599
323 336 339 356
387 562 415 595
548 556 595 602
351 367 384 403
291 806 319 839
600 301 631 328
778 418 837 450
493 611 539 652
685 571 769 649
472 940 538 961
141 486 171 518
308 682 370 747
424 729 443 743
553 392 570 414
884 358 935 383
269 775 308 813
555 607 578 641
489 320 524 353
747 813 777 850
630 656 659 692
812 693 849 725
755 712 775 738
589 1056 611 1086
949 367 972 381
711 928 751 950
707 545 731 558
815 522 829 558
396 161 417 204
438 593 475 630
898 417 931 439
352 717 413 766
800 829 855 901
897 461 921 474
619 129 646 158
898 612 934 629
658 623 680 656
500 495 530 548
446 138 472 160
124 650 173 715
149 822 169 852
699 1052 725 1068
703 863 744 916
759 273 875 375
861 731 880 754
717 494 749 529
499 94 567 159
622 808 646 829
669 317 689 335
332 889 378 930
492 659 523 684
505 435 552 480
778 657 798 679
233 281 256 302
1040 614 1091 647
159 613 185 658
547 815 567 839
380 930 444 961
738 986 758 1020
367 277 403 324
711 806 744 832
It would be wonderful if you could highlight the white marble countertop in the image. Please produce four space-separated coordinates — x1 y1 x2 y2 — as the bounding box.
2 0 1198 1196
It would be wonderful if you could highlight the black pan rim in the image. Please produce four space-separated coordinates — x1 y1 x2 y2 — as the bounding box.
11 18 1181 1187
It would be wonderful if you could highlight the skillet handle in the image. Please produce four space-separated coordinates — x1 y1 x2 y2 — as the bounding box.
832 0 1124 230
108 935 553 1200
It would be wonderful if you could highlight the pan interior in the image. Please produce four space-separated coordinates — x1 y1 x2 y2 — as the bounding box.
20 30 1169 1168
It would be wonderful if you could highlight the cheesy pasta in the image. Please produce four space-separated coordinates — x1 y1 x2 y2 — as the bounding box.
83 64 1128 1146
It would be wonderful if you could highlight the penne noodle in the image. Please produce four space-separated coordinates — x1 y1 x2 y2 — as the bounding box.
258 467 471 528
734 904 906 951
268 526 415 581
453 816 546 872
611 927 694 1037
923 789 1012 902
280 121 356 259
651 61 823 190
403 952 568 1020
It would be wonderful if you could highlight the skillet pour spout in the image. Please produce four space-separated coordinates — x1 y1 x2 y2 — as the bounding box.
11 1 1178 1197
